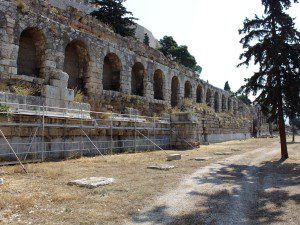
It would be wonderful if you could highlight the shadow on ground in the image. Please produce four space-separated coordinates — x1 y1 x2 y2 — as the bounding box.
130 155 300 225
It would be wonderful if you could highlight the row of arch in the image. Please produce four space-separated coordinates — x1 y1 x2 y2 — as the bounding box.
16 27 237 112
171 77 237 113
16 27 165 99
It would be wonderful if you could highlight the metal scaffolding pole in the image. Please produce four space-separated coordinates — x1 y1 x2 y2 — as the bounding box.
0 129 27 173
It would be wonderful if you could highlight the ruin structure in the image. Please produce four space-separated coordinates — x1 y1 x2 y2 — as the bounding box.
0 0 269 161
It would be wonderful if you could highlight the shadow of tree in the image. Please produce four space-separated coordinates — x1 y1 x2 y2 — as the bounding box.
130 158 300 225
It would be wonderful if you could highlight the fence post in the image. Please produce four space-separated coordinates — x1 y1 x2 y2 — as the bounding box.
110 113 113 155
41 104 45 161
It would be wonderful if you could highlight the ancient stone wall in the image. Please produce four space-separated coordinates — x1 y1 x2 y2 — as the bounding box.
0 0 270 161
0 0 247 117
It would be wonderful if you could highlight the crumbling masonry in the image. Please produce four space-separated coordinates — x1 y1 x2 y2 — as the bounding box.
0 0 269 161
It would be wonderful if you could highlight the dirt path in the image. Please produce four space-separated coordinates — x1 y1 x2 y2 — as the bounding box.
127 140 300 225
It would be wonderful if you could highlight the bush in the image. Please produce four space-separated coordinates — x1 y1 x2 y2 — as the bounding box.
74 89 84 103
11 83 41 96
0 105 11 117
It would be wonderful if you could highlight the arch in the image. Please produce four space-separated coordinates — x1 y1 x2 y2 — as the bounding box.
17 27 46 77
64 40 89 92
131 62 146 96
184 81 192 98
153 69 164 100
214 92 220 112
103 53 121 91
196 85 203 103
206 89 212 106
222 95 227 112
171 76 180 107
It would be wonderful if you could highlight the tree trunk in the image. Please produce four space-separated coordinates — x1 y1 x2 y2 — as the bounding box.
278 94 288 159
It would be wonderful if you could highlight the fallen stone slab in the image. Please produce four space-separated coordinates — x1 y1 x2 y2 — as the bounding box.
214 152 232 155
193 157 211 161
68 177 115 189
147 164 175 171
166 154 181 161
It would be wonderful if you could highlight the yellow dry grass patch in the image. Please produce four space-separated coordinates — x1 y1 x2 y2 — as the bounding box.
0 137 286 224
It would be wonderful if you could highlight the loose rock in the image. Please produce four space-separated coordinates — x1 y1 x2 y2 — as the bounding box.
0 178 4 185
166 154 181 161
147 164 175 171
68 177 115 189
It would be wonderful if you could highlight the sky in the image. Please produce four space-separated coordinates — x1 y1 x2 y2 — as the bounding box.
124 0 300 95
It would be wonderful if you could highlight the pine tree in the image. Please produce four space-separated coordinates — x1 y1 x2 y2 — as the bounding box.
90 0 137 37
158 36 202 74
143 33 150 46
238 0 300 159
224 81 231 92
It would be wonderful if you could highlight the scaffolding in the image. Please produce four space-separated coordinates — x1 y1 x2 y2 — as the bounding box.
0 101 171 165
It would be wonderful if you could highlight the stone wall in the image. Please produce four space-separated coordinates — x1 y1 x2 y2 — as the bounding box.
0 0 270 161
0 0 248 116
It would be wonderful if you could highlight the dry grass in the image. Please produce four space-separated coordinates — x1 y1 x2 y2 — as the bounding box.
0 137 288 224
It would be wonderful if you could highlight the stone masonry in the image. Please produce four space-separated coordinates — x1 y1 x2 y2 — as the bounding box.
0 0 270 161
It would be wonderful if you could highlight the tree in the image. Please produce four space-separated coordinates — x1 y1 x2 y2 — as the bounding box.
143 33 150 46
158 36 202 74
224 81 231 92
238 0 300 159
290 117 300 142
237 94 252 105
90 0 137 37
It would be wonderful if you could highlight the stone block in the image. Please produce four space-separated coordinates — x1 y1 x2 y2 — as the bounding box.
214 152 232 155
50 79 68 88
147 164 175 171
68 177 115 189
166 154 181 161
193 157 211 161
43 85 60 99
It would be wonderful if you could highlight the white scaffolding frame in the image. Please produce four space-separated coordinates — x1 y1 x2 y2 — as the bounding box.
0 101 171 165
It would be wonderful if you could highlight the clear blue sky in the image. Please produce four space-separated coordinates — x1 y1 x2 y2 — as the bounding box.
124 0 300 94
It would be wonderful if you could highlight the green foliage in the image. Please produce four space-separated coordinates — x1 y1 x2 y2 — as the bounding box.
0 105 11 117
224 81 231 92
90 0 137 37
290 117 300 129
143 33 150 46
158 36 202 74
236 94 252 105
238 0 300 122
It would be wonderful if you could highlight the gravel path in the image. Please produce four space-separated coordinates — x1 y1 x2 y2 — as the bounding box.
127 141 300 225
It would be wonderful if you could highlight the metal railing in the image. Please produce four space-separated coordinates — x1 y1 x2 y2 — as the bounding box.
0 101 171 164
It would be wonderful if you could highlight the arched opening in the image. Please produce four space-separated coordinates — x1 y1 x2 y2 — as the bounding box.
184 81 192 98
214 92 220 112
64 40 89 92
153 69 164 100
131 62 146 96
196 85 203 103
103 53 121 91
17 27 46 77
171 76 180 107
222 95 227 112
206 89 212 107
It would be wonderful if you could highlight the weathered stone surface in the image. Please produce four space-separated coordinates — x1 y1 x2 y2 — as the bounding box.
147 164 175 171
214 152 232 156
68 177 115 189
166 154 181 161
193 157 211 161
